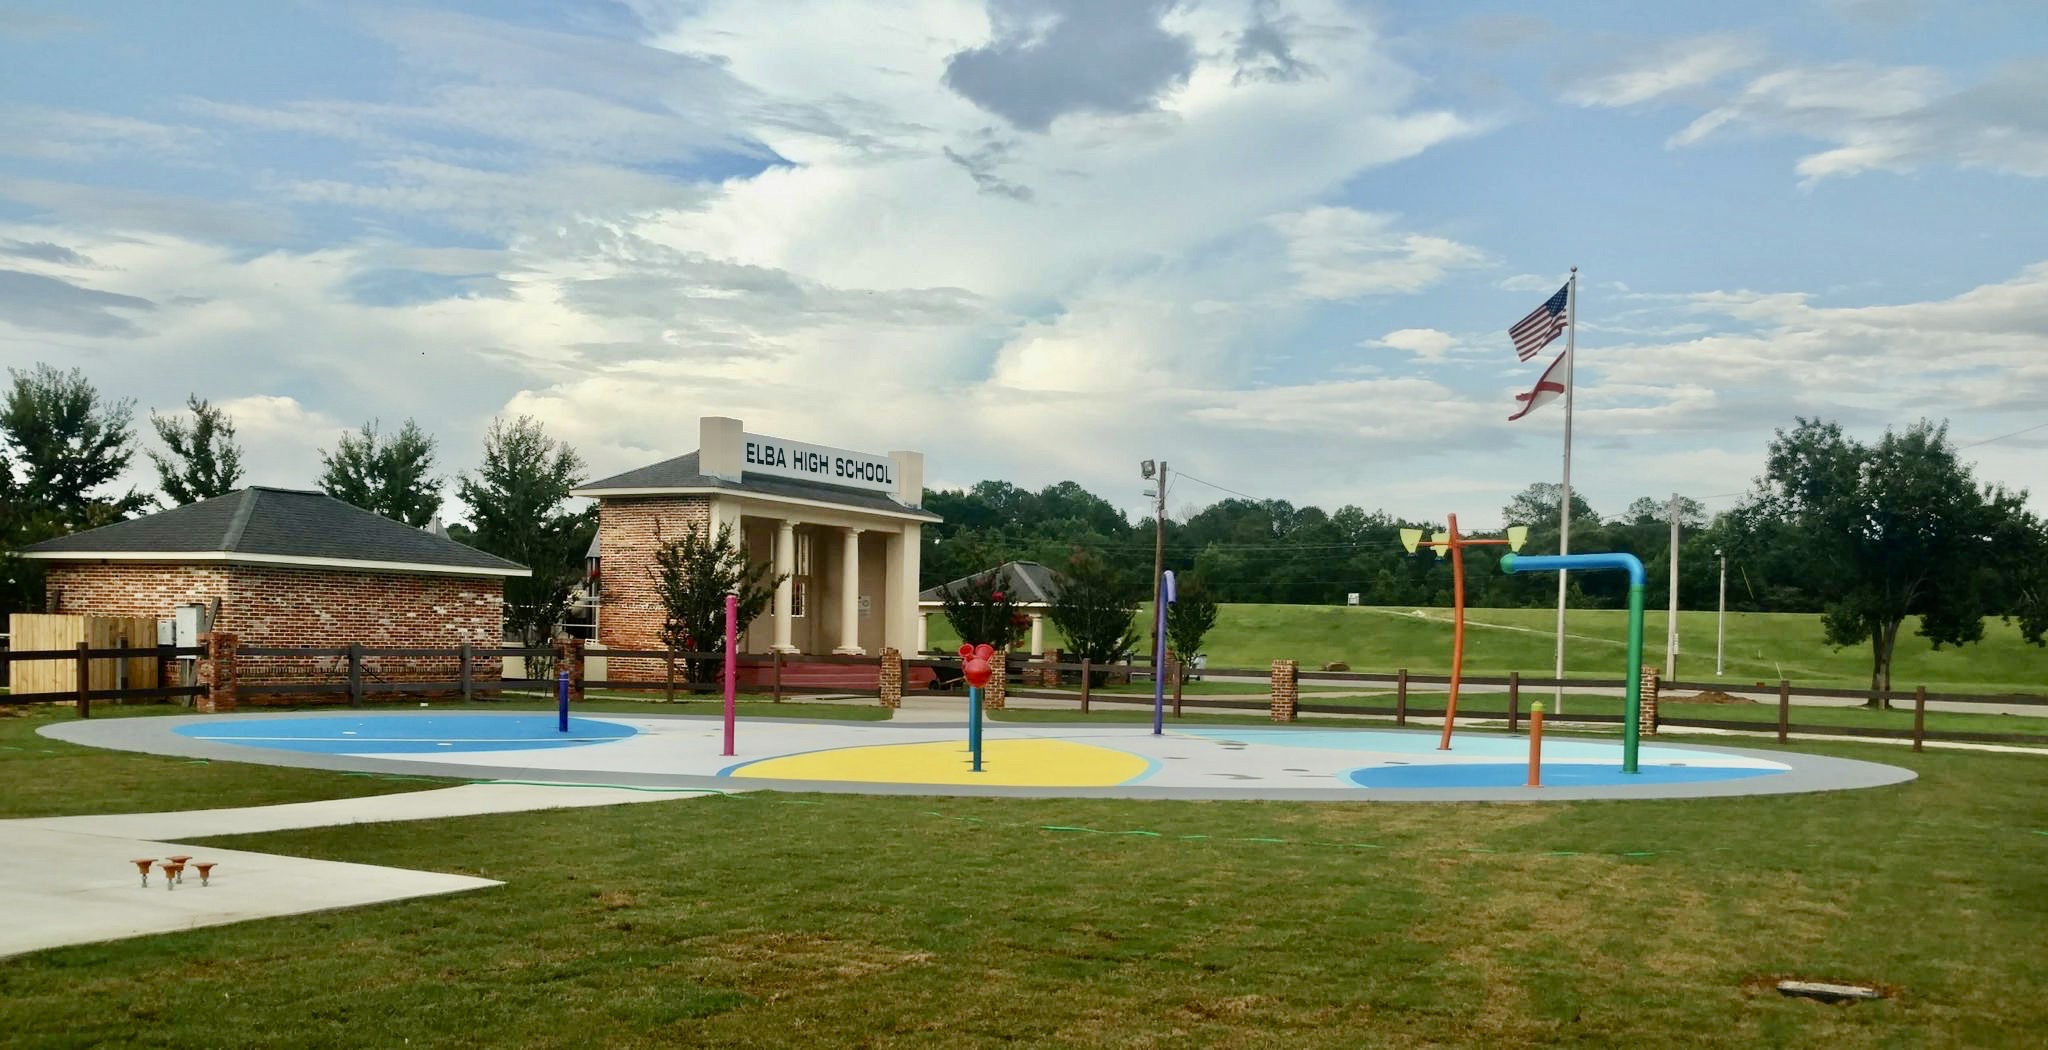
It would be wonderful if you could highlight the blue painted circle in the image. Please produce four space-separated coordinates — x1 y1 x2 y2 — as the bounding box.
174 714 636 755
1348 762 1781 788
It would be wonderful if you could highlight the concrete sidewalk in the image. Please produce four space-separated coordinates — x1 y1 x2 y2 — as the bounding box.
1 782 718 959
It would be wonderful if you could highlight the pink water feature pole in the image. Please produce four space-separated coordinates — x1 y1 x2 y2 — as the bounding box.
723 592 738 757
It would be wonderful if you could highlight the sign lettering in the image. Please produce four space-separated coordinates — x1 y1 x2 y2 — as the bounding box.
742 432 896 493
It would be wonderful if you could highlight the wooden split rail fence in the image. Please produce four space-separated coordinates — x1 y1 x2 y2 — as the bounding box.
4 640 2042 753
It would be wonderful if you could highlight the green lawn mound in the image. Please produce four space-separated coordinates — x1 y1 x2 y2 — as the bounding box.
931 604 2048 694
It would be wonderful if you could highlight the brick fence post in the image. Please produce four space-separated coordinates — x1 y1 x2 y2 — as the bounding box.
1038 647 1061 688
1270 659 1298 723
984 648 1008 711
878 647 903 708
1638 664 1660 736
198 631 239 713
556 636 586 704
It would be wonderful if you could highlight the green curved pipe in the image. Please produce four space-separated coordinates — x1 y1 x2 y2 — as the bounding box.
1499 552 1645 774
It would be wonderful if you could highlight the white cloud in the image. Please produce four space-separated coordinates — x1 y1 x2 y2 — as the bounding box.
0 106 208 164
1270 208 1490 300
1498 273 1566 293
1668 60 2048 183
1562 34 1761 108
1366 327 1457 362
1586 263 2048 433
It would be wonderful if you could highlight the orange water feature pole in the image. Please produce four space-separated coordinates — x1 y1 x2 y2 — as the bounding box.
1403 517 1529 751
1439 514 1468 751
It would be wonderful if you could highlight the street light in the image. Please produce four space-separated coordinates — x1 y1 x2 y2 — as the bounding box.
1715 548 1727 676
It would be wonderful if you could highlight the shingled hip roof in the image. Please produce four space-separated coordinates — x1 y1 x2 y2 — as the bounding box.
17 487 530 577
573 450 940 521
918 561 1062 606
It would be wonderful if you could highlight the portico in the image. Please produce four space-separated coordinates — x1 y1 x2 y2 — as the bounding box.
574 417 939 673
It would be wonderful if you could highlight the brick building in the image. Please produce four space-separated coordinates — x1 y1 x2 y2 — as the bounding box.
18 487 529 688
574 416 937 681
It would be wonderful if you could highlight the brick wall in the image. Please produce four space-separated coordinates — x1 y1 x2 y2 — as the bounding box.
595 496 712 681
44 562 504 700
1639 664 1660 736
1270 659 1299 722
878 647 902 708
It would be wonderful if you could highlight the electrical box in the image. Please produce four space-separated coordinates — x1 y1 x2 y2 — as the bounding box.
156 619 176 646
173 603 208 656
1346 593 1361 606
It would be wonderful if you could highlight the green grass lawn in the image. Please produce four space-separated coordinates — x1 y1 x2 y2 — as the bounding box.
924 604 2048 694
1 728 2044 1047
0 705 452 819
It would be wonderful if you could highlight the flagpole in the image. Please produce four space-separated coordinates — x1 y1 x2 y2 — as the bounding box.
1553 267 1577 712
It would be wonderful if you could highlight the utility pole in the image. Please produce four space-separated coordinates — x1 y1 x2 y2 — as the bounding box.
1666 492 1680 680
1716 548 1727 676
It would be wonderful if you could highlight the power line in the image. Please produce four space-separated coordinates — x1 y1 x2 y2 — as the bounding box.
1959 421 2048 449
1173 471 1268 504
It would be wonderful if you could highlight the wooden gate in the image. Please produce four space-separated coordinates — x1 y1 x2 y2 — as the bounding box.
6 614 162 694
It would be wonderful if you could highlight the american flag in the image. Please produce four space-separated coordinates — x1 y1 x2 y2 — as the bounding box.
1509 283 1570 361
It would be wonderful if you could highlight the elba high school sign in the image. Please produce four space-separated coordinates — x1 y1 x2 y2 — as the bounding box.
743 433 896 492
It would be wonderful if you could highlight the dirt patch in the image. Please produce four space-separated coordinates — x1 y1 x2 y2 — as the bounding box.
698 930 936 989
1666 690 1757 705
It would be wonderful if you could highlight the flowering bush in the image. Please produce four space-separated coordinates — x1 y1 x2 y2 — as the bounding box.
940 570 1029 650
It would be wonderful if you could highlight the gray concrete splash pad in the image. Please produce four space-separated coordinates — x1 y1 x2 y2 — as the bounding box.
42 711 1916 803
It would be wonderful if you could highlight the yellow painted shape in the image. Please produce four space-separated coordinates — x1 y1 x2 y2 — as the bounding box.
729 738 1150 787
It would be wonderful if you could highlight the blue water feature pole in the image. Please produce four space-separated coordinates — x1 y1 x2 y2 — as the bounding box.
1152 569 1177 736
556 667 570 733
1499 552 1646 774
968 685 983 772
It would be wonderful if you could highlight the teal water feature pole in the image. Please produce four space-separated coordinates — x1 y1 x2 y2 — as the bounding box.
1498 552 1645 774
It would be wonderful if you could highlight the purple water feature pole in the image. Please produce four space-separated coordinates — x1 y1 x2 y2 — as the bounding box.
722 592 738 757
556 667 569 733
1153 569 1177 736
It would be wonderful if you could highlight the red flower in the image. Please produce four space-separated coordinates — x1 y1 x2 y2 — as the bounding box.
991 591 1005 601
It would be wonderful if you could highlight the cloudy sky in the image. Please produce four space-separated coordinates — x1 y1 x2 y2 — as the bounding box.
3 0 2045 527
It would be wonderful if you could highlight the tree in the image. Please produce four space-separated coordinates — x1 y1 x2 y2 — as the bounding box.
1165 572 1219 710
149 394 244 505
1165 573 1218 663
1622 495 1706 528
1502 483 1599 532
1749 418 2047 706
1 364 148 531
1047 549 1140 686
0 439 39 621
648 521 784 686
938 569 1029 650
317 418 442 525
455 416 591 652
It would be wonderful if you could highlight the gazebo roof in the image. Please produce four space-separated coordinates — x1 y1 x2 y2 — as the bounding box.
918 560 1061 607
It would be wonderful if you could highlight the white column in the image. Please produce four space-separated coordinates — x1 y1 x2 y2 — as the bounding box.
1029 612 1045 655
772 519 798 653
882 525 920 653
916 611 929 653
835 528 864 654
